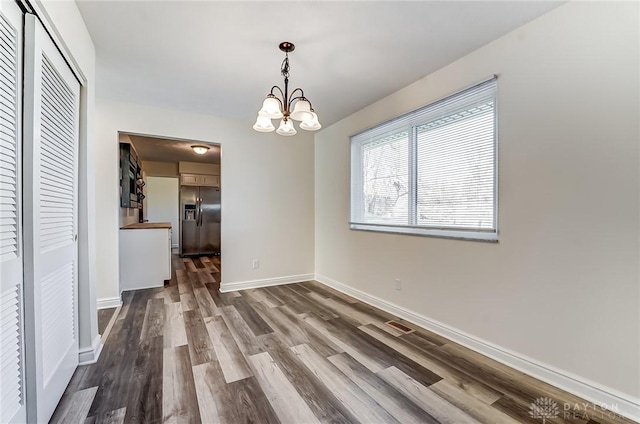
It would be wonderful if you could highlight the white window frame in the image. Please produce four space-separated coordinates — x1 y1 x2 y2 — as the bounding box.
350 77 498 242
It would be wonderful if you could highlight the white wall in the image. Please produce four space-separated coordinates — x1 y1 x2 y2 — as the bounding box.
34 0 99 361
145 176 179 247
95 99 315 301
315 0 639 406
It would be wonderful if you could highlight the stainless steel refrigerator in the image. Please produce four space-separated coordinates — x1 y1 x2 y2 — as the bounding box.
179 185 221 256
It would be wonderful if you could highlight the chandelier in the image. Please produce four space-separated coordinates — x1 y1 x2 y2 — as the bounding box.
253 42 321 136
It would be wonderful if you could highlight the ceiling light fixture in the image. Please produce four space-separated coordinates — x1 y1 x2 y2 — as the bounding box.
253 41 321 136
191 145 210 155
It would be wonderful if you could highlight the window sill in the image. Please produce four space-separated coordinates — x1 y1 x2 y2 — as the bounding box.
349 223 498 243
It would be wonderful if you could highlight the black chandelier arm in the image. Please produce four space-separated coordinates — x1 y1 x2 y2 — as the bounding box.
306 99 315 111
288 95 315 112
269 86 286 105
288 88 305 104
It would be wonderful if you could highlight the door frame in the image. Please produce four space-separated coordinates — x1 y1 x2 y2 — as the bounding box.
115 132 221 267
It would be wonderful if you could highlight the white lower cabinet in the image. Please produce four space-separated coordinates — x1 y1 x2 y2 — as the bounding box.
119 226 172 292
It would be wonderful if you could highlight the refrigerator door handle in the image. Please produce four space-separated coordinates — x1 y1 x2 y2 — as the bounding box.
195 197 200 227
198 197 203 226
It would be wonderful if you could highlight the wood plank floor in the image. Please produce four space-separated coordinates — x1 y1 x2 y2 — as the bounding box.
52 255 635 424
98 307 117 335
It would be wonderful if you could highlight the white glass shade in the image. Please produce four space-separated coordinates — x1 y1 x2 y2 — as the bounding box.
253 114 275 132
299 112 322 131
191 145 210 154
258 96 283 119
276 119 297 136
290 99 313 121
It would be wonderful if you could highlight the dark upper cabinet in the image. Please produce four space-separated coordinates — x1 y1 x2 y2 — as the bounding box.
119 143 142 208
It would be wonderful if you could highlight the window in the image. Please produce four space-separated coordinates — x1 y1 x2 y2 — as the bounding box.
350 78 497 241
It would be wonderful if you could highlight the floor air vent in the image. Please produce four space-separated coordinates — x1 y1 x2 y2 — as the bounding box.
385 320 415 334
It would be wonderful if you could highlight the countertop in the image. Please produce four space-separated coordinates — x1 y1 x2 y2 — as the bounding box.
120 222 172 230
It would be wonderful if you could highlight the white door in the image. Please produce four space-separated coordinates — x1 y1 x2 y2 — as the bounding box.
0 1 26 423
23 13 80 423
146 176 179 247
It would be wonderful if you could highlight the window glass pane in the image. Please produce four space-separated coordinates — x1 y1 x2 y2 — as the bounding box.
416 101 495 229
350 78 497 240
361 131 409 225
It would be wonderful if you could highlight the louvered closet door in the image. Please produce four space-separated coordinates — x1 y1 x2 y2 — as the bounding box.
0 1 25 423
23 13 80 423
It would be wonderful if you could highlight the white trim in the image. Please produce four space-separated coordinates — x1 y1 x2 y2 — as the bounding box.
220 273 315 293
314 273 640 422
27 1 86 84
78 334 102 365
350 223 498 242
97 296 121 310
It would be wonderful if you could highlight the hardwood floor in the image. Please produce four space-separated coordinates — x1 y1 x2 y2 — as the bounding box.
51 255 634 424
98 308 117 335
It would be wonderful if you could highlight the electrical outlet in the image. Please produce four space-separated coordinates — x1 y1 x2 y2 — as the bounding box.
252 259 260 269
395 278 402 291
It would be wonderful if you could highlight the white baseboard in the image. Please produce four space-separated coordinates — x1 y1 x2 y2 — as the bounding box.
78 334 103 365
97 296 121 309
314 273 640 422
220 273 315 293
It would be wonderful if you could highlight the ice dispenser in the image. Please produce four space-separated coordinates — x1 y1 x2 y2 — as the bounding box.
184 203 196 220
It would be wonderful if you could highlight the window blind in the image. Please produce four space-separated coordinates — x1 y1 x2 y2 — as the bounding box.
350 77 497 241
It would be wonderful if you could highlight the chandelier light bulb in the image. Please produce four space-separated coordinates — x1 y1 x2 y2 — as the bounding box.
253 114 275 132
290 99 313 122
276 119 297 136
259 96 283 119
300 111 322 131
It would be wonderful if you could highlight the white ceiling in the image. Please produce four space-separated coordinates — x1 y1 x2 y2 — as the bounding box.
77 1 562 127
128 134 221 164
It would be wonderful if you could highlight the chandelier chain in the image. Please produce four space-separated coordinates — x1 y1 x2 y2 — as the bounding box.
281 54 290 80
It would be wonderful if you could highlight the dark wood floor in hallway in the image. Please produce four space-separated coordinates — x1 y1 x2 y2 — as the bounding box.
52 255 634 424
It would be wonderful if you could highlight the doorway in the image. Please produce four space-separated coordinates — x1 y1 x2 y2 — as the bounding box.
114 132 222 301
